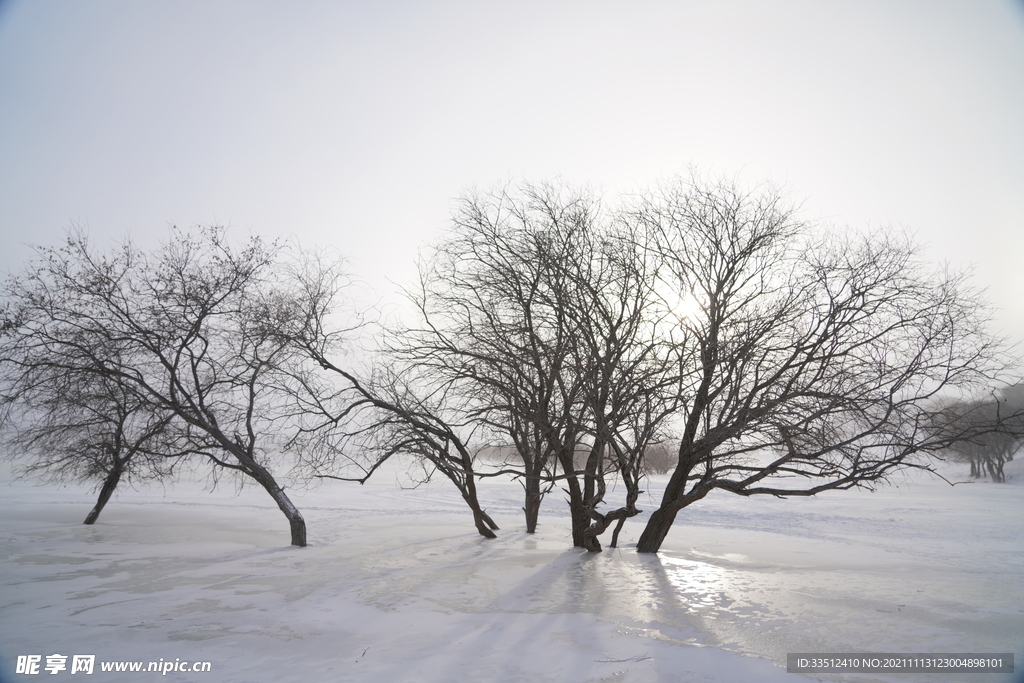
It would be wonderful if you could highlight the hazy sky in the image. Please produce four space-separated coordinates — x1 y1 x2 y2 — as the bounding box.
2 1 1023 345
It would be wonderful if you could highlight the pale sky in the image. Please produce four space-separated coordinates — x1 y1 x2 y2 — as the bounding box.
1 1 1023 347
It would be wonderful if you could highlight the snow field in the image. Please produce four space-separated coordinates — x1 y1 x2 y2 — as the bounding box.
1 459 1022 683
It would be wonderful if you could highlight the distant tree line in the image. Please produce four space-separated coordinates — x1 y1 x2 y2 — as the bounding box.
2 175 1020 552
933 384 1024 483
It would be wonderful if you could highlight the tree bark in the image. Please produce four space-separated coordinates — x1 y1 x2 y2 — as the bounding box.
257 477 307 547
523 478 543 533
83 464 123 525
557 449 593 549
987 458 1005 483
637 480 710 553
609 516 626 548
568 492 596 550
270 487 307 546
636 506 678 553
224 444 307 546
470 507 498 539
481 510 499 530
462 493 499 538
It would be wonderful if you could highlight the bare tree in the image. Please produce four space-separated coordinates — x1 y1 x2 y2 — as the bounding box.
398 183 589 536
280 176 1011 554
937 385 1024 482
273 255 500 539
313 362 500 539
558 217 681 550
0 228 326 546
386 183 680 550
1 359 180 524
628 176 1012 553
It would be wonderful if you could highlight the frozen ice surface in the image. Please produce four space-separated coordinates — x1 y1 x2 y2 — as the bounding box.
1 458 1022 682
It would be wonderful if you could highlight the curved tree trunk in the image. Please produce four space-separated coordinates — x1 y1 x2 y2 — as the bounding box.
466 498 498 539
637 482 711 553
455 448 499 539
83 464 123 525
636 506 678 553
265 484 307 547
581 514 606 553
609 516 627 548
584 504 640 551
226 445 307 547
461 473 499 539
244 461 306 546
480 510 499 530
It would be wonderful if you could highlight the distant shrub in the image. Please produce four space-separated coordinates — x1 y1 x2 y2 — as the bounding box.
642 443 676 475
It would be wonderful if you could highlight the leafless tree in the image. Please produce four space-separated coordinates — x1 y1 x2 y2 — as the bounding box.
1 358 180 524
641 442 677 475
0 228 326 546
313 362 501 539
272 255 500 539
436 185 588 535
628 175 1013 553
558 217 681 550
247 175 1013 555
387 183 680 550
937 384 1024 482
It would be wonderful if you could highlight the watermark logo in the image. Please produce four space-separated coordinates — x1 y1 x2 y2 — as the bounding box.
70 657 94 675
15 656 40 675
14 655 209 675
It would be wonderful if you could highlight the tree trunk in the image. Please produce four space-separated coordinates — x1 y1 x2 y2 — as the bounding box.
987 458 1005 483
262 481 307 547
83 464 123 525
568 493 595 550
471 506 498 538
480 510 499 530
637 487 714 553
637 450 711 553
462 493 499 538
524 477 543 533
553 446 595 549
580 514 605 552
609 476 641 548
584 505 640 552
609 516 626 548
451 450 498 539
636 506 678 553
229 447 307 547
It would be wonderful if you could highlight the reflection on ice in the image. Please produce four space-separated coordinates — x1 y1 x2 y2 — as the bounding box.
335 513 1024 677
658 555 732 613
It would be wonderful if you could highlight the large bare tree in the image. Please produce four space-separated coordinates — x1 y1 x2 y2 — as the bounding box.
389 183 680 550
629 176 1012 552
0 228 326 546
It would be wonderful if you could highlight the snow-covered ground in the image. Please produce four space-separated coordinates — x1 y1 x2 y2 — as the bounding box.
1 458 1022 683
